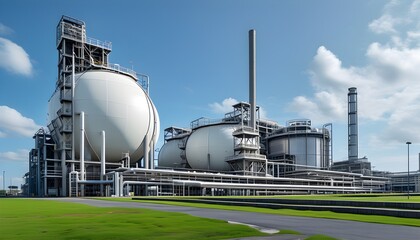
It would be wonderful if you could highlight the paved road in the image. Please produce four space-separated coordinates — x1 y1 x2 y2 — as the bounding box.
52 198 420 240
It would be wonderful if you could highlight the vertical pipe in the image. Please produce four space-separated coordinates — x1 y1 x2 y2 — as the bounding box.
80 111 85 196
348 87 358 161
67 51 75 197
119 174 124 197
114 172 119 196
407 142 411 199
37 146 41 196
43 143 47 197
72 52 75 161
150 140 155 169
323 123 333 169
101 130 106 196
330 125 333 167
101 131 106 176
144 134 149 169
61 149 66 196
249 29 256 130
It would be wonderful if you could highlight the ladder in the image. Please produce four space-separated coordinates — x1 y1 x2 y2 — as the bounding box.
69 171 79 197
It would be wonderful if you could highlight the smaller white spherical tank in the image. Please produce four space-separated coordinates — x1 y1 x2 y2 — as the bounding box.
158 138 185 168
185 123 238 171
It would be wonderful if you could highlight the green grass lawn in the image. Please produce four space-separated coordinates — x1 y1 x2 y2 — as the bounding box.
103 193 420 202
181 193 420 202
271 193 420 202
0 198 268 240
103 195 420 227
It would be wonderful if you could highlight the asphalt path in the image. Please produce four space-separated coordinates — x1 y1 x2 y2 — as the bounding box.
51 198 420 240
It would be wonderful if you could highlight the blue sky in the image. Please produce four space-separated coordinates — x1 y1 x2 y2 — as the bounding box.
1 0 420 188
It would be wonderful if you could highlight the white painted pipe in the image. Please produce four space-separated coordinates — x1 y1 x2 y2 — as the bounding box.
101 131 106 177
114 172 119 196
72 51 75 161
80 111 85 197
77 180 113 184
119 173 124 197
100 130 106 196
80 111 85 181
143 134 149 169
150 139 154 170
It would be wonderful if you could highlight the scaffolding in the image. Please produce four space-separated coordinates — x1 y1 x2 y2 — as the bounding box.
37 15 144 197
226 102 268 176
27 129 61 197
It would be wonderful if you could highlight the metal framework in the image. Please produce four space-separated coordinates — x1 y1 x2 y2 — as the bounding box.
26 129 57 196
226 103 268 176
27 15 149 197
112 168 389 197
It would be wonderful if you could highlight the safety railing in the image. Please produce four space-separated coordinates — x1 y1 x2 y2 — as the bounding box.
234 143 259 149
226 153 267 161
106 63 136 77
190 117 238 129
86 36 112 50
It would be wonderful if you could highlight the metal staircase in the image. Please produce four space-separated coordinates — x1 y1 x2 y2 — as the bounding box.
226 102 267 176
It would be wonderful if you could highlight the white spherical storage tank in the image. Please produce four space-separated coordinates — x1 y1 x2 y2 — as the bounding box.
158 138 185 168
185 123 238 171
48 70 159 162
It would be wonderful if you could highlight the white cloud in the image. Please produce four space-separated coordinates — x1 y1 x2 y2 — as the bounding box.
0 106 41 137
289 95 322 122
384 0 400 11
258 107 268 120
289 0 420 145
409 0 420 13
0 149 29 161
0 23 13 35
368 0 420 40
0 37 33 76
407 31 420 43
369 14 399 34
209 97 239 114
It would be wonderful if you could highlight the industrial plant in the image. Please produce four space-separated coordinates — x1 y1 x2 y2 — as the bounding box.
22 16 419 197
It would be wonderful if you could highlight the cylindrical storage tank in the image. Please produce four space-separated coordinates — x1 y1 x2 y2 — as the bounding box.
158 137 187 168
48 70 159 162
267 124 329 168
185 123 239 171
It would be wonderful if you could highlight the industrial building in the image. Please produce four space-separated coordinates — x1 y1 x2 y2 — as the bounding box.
23 16 394 197
24 16 159 197
386 171 420 193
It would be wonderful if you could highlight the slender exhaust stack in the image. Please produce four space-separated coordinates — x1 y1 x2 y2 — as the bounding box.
348 87 358 161
249 29 256 130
